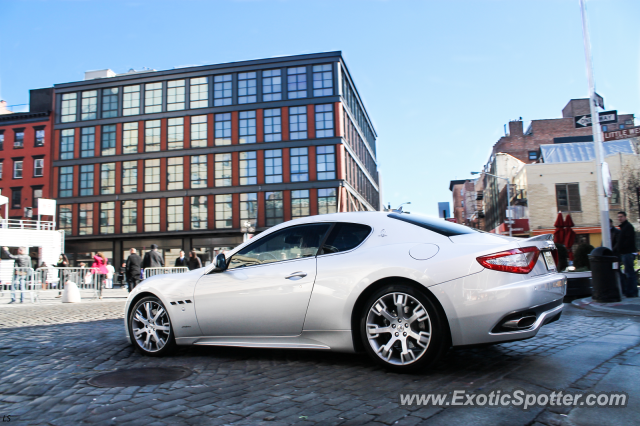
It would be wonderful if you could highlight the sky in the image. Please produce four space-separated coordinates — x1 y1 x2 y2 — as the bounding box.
1 0 638 217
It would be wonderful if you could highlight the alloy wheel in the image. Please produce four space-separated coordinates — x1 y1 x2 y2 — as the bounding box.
131 299 172 353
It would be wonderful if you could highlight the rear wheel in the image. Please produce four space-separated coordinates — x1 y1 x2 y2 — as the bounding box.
360 284 449 373
129 296 175 356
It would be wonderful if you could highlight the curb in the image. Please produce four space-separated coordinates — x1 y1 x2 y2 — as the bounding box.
572 297 640 316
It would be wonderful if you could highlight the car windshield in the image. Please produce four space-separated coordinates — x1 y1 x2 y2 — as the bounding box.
388 212 479 237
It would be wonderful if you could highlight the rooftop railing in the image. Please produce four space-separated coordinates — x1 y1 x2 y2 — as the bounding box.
0 219 57 231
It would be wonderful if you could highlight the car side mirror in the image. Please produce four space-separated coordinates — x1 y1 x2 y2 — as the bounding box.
212 253 228 272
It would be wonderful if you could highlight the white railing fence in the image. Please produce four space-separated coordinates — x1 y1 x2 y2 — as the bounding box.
0 267 39 303
143 267 189 280
0 219 56 230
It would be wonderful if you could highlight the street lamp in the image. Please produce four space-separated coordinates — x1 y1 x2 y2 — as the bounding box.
471 172 512 237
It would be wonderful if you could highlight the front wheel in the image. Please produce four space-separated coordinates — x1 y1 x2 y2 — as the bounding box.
360 284 449 373
129 296 176 356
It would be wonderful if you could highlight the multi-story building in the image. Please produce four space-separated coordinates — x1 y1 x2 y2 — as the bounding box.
0 89 54 221
51 52 379 267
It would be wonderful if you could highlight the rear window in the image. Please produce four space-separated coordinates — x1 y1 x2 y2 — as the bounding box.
388 212 479 237
319 223 372 255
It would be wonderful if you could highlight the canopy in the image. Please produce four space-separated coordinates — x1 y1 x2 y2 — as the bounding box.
540 140 635 163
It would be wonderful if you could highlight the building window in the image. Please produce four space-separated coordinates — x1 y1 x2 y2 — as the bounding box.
81 90 98 120
318 188 337 214
11 188 21 209
239 111 256 144
35 128 45 147
123 85 141 116
13 160 23 179
14 130 24 148
122 161 137 193
610 181 620 205
191 115 207 148
291 190 310 219
313 64 333 96
59 166 73 197
215 194 233 228
317 146 336 180
145 82 162 114
191 196 208 229
167 197 183 231
315 104 334 138
80 165 94 196
145 120 161 152
191 155 208 188
619 124 625 130
80 127 95 157
59 205 72 235
167 80 185 111
144 199 160 232
34 158 44 177
528 151 538 161
60 129 74 160
100 163 115 194
215 113 231 145
79 203 93 235
101 124 116 156
239 151 257 185
238 72 257 104
168 117 184 150
265 191 284 226
264 108 281 142
0 132 4 150
240 193 257 227
0 161 3 179
102 88 118 118
602 125 608 132
263 69 282 102
214 74 232 106
289 106 307 140
61 93 77 122
214 153 231 187
123 122 138 154
144 159 160 191
288 67 307 99
33 186 43 208
290 147 309 182
167 157 184 190
556 183 581 212
99 202 115 234
265 149 282 184
122 200 137 233
190 77 209 108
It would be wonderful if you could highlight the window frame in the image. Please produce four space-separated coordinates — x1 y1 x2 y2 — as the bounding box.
555 183 582 213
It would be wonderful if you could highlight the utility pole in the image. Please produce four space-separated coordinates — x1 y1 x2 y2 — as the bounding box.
579 0 611 248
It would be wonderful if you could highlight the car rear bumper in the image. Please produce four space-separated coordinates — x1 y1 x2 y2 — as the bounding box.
432 270 567 346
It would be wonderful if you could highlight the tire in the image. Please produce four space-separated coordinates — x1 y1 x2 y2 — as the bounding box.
360 284 449 373
129 296 176 357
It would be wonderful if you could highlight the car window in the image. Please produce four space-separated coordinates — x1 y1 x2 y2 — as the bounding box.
228 223 332 270
319 223 372 255
387 212 478 237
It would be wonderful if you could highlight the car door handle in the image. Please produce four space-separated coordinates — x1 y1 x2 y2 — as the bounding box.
285 272 307 280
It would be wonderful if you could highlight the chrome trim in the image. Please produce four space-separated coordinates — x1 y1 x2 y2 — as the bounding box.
488 304 563 336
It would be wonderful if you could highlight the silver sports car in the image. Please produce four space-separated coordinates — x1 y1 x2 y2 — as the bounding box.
125 211 566 372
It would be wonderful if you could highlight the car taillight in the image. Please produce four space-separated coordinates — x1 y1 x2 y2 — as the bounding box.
476 247 540 274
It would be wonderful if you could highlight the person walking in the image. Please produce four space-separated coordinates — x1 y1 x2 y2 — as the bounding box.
2 246 31 304
175 250 187 267
125 248 142 293
187 250 203 270
56 254 69 268
54 254 70 297
91 252 109 299
142 244 164 269
614 211 638 298
105 261 115 289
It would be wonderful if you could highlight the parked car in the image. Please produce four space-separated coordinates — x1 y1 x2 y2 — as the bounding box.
124 211 566 372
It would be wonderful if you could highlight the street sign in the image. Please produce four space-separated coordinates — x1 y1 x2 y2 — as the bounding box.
38 198 57 215
574 110 618 128
594 92 605 109
603 126 640 141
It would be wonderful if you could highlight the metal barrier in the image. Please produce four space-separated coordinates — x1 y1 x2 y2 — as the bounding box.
0 267 38 303
143 267 189 280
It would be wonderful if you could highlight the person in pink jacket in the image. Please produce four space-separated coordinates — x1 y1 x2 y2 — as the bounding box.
91 252 109 298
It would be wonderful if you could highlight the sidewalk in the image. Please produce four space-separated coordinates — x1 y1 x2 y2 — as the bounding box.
572 296 640 316
0 287 129 307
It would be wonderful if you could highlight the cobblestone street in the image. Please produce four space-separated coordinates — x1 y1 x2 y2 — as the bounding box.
0 301 638 425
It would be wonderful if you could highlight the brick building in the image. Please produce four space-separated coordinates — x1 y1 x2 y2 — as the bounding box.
50 52 380 267
0 89 54 220
448 180 465 224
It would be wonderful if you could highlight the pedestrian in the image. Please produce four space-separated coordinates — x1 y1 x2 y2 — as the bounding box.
175 250 187 267
125 248 142 292
91 252 109 299
142 244 165 268
119 262 127 289
187 249 202 270
56 254 69 268
105 261 115 289
1 246 31 304
610 218 621 254
614 211 638 298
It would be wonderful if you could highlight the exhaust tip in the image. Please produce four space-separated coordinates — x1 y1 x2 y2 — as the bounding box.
502 315 537 330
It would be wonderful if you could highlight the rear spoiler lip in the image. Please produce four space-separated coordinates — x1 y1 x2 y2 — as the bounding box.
518 233 556 250
522 233 554 242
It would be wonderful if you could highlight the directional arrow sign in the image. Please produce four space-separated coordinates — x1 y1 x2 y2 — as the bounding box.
574 110 618 128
